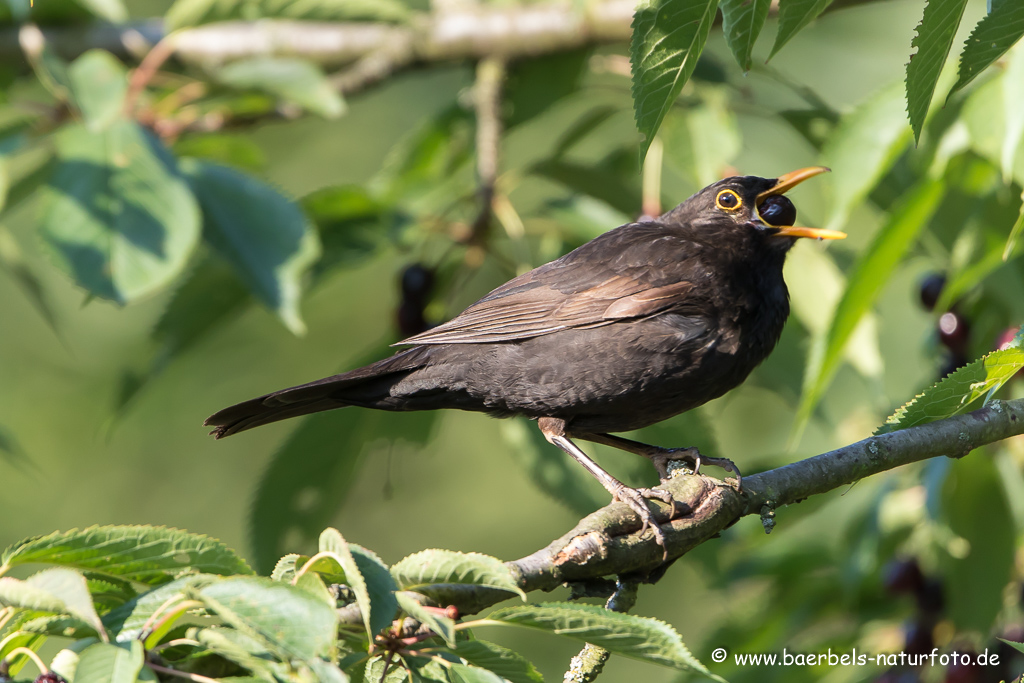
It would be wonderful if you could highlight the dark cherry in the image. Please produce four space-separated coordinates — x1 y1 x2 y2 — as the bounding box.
919 273 946 311
400 264 435 303
996 326 1021 351
34 674 67 683
884 558 925 595
904 619 934 656
758 195 797 227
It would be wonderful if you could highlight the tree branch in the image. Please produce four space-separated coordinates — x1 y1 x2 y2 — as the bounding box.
337 397 1024 624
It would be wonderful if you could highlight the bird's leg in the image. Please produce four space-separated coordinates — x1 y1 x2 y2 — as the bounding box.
576 432 742 490
538 418 671 554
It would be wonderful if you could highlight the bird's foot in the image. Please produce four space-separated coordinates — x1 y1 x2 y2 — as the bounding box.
612 485 674 559
650 448 742 490
698 455 743 491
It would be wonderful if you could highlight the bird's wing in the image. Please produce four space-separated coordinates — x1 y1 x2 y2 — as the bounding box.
396 273 695 345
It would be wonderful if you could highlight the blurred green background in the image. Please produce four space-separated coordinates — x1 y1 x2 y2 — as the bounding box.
2 0 1024 680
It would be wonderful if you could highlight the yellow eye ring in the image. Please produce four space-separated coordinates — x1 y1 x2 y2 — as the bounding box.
716 190 742 211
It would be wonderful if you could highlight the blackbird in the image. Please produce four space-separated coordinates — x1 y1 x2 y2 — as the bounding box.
206 167 845 549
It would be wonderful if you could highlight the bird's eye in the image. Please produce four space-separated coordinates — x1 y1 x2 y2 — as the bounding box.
716 190 742 211
758 195 797 226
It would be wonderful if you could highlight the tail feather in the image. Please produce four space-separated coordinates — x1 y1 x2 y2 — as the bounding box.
205 347 431 438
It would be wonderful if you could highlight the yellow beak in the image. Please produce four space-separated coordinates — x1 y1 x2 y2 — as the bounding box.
757 166 846 240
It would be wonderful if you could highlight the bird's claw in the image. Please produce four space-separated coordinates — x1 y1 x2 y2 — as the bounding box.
613 486 674 559
699 455 743 491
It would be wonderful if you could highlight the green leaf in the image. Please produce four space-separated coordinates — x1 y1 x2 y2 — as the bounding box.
876 346 1024 434
630 0 722 161
302 185 387 276
391 549 525 600
499 419 606 517
793 179 944 442
199 577 338 661
67 50 128 132
941 455 1015 632
1001 639 1024 655
40 120 201 304
452 640 543 683
769 0 835 59
173 134 267 172
193 626 281 680
0 525 253 584
395 592 455 647
74 641 143 683
180 159 321 335
166 0 409 30
949 0 1024 95
1001 44 1024 181
823 81 914 230
905 0 970 143
271 554 305 582
721 0 770 71
486 603 722 679
217 57 345 119
72 0 127 22
318 528 398 639
450 663 505 683
104 574 216 640
23 568 104 638
1005 190 1024 261
365 655 408 683
249 402 435 574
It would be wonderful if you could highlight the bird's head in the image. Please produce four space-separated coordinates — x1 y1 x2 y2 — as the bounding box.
663 167 846 252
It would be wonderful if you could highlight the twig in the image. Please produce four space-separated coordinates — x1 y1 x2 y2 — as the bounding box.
124 33 180 117
337 398 1024 624
470 56 506 242
563 581 639 682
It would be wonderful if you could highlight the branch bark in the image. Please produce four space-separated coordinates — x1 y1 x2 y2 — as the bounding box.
338 397 1024 623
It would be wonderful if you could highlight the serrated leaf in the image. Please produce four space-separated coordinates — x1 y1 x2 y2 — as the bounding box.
250 403 435 574
391 549 524 601
823 81 913 230
793 179 944 442
180 159 320 334
67 50 128 132
0 525 252 584
199 577 338 661
769 0 835 60
105 574 217 641
1001 639 1024 655
41 120 201 304
166 0 409 30
486 603 722 679
319 528 398 639
272 554 305 582
307 658 350 683
630 0 722 161
876 346 1024 434
950 0 1024 96
721 0 770 71
217 57 345 119
21 614 97 638
906 0 970 143
366 655 408 683
74 641 143 683
499 419 606 517
452 640 543 683
23 568 105 638
395 592 455 647
194 626 279 679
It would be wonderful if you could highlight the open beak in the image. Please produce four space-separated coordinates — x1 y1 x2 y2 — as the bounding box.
758 166 846 240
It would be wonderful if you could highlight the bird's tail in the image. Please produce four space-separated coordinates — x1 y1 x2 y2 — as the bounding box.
205 346 431 438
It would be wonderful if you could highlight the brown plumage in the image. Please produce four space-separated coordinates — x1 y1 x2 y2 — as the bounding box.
206 167 844 550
